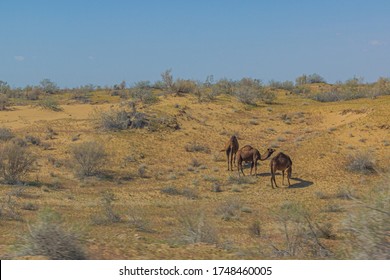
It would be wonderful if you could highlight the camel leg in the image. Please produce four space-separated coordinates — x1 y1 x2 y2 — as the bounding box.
250 162 254 176
282 170 285 185
238 160 245 177
226 150 230 171
230 152 234 171
287 166 292 187
254 160 257 177
271 173 278 188
233 152 237 167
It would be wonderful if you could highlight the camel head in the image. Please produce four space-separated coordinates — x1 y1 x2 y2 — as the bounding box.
264 148 276 159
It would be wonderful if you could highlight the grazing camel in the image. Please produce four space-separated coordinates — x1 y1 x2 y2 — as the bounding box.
270 152 292 189
237 146 275 176
221 135 239 171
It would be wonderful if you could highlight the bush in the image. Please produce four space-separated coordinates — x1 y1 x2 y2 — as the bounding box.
95 109 130 131
216 198 242 221
0 127 14 142
91 191 121 225
270 202 332 258
72 141 107 176
0 93 9 110
185 142 210 153
0 143 36 184
130 88 159 104
21 210 86 259
37 98 63 111
346 151 376 174
342 177 390 259
175 206 218 245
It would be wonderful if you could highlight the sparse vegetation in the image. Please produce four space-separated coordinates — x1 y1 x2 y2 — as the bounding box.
0 74 389 260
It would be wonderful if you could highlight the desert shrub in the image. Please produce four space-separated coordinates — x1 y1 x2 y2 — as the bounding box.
37 98 62 111
342 177 390 259
148 115 179 131
311 91 341 102
227 175 257 185
216 198 242 221
21 209 86 259
175 206 218 245
138 164 148 178
95 107 149 131
270 202 332 258
248 220 262 237
0 93 9 110
91 191 121 225
346 150 376 174
72 86 92 103
126 205 154 233
21 202 39 211
268 80 294 91
212 78 235 95
95 109 130 131
185 142 210 153
160 186 181 196
181 187 199 200
25 135 41 146
0 195 22 221
71 141 107 176
173 79 197 95
39 79 59 94
0 142 36 184
0 127 15 142
130 88 159 104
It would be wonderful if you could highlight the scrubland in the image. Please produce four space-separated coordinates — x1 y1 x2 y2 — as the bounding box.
0 76 389 259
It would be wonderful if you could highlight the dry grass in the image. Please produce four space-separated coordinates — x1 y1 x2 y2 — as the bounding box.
0 89 389 259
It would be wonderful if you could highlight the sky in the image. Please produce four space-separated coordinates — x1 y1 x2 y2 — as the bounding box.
1 0 390 88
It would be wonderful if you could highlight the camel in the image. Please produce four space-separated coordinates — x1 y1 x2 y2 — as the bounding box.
221 135 239 171
237 145 275 176
270 152 292 189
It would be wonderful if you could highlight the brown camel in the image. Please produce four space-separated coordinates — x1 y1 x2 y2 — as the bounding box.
221 135 239 171
270 152 292 189
237 146 275 176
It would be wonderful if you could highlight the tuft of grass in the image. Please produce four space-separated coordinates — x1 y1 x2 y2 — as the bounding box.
20 209 86 259
0 127 15 142
185 142 211 153
342 176 390 259
175 206 219 245
91 191 121 225
216 198 242 221
248 220 261 237
346 151 377 174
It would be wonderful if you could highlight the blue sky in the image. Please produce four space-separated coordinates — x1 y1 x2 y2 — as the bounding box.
1 0 389 87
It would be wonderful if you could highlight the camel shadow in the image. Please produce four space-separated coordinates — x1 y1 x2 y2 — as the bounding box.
288 177 314 189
